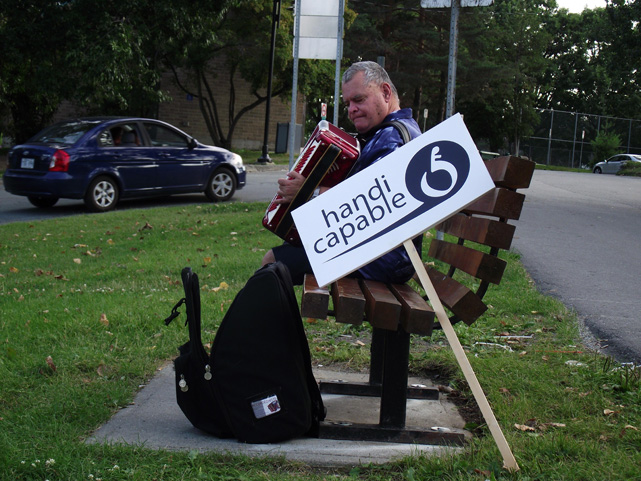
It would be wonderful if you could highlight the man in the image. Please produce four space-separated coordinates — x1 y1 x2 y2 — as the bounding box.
262 61 422 284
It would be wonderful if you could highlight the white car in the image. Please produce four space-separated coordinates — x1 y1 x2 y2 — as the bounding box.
592 154 641 174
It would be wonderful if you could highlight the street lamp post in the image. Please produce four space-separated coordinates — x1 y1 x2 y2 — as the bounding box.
257 0 281 164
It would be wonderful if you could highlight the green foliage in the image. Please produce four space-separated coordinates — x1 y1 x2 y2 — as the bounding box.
590 129 622 167
618 160 641 177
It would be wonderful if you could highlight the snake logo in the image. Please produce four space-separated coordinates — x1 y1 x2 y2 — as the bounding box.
405 140 470 209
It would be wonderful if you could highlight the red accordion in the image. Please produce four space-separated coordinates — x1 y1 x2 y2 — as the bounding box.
262 120 360 245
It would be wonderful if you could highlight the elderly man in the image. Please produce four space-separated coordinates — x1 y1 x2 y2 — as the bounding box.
262 61 422 285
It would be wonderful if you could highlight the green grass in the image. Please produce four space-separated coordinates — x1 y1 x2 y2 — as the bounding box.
1 203 640 480
234 149 291 166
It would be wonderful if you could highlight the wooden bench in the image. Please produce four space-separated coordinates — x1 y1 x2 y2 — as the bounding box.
301 155 536 445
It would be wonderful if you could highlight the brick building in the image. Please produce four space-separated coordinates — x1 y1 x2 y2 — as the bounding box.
52 59 306 153
157 61 307 151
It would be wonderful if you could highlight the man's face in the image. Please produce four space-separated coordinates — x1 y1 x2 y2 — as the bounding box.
342 71 391 134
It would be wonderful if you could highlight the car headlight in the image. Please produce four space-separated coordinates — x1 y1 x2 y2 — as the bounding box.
229 153 244 169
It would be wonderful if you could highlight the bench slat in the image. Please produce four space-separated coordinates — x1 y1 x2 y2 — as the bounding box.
301 274 330 319
389 283 434 336
464 188 526 220
426 267 488 324
485 156 535 190
436 214 516 250
361 280 402 331
331 277 365 325
428 239 507 285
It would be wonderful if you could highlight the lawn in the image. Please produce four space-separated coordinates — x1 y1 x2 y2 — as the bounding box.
1 202 640 480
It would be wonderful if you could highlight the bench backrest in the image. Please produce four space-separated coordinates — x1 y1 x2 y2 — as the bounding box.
425 155 535 325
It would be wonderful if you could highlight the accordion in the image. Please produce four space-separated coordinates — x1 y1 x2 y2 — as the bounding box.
262 120 360 246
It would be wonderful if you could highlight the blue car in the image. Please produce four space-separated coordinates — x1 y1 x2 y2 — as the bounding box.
3 117 246 212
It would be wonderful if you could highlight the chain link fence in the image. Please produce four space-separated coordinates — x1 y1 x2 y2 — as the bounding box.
520 109 641 169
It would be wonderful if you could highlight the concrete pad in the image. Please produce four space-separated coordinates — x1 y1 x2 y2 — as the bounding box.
87 363 469 467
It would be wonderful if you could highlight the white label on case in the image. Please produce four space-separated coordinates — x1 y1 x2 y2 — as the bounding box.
251 394 281 419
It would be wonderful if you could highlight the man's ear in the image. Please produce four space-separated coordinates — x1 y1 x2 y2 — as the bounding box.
381 82 393 103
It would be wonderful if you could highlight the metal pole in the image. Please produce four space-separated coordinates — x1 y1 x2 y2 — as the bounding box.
289 1 301 168
572 112 578 169
333 0 344 126
445 0 460 118
580 129 585 167
546 109 554 166
258 0 281 164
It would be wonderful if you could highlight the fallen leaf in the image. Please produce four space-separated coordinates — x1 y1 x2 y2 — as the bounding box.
73 258 82 264
46 356 57 372
603 409 619 416
541 422 566 429
9 267 19 273
107 239 115 245
624 425 638 431
514 424 536 432
99 313 109 326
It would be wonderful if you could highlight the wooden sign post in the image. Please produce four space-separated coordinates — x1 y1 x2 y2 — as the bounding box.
404 239 519 472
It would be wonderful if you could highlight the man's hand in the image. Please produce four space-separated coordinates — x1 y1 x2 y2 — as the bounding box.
275 170 306 204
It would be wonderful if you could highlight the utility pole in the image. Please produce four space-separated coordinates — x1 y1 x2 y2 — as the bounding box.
257 0 281 164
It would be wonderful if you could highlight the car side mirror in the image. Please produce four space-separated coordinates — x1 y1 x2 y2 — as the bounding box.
188 138 198 149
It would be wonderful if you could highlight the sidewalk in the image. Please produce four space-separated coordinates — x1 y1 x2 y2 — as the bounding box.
87 363 469 467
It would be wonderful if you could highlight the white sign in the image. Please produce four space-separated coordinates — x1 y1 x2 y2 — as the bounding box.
291 114 495 287
295 0 340 60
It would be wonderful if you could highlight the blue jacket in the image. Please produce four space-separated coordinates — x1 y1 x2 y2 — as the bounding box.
348 109 424 284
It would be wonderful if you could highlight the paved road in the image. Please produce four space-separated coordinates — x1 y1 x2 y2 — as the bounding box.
2 167 640 363
0 166 288 225
512 170 641 364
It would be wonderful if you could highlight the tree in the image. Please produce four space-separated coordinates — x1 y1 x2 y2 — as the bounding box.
0 0 169 143
481 0 555 154
145 0 349 149
591 129 621 167
0 1 70 143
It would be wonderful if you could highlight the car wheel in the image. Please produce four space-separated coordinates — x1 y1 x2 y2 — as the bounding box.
28 195 59 208
205 168 236 202
593 167 602 174
85 176 119 212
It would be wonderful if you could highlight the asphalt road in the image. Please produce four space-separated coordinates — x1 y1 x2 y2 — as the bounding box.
2 167 640 363
511 170 641 364
0 166 288 224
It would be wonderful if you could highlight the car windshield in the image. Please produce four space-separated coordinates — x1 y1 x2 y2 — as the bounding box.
28 120 104 146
